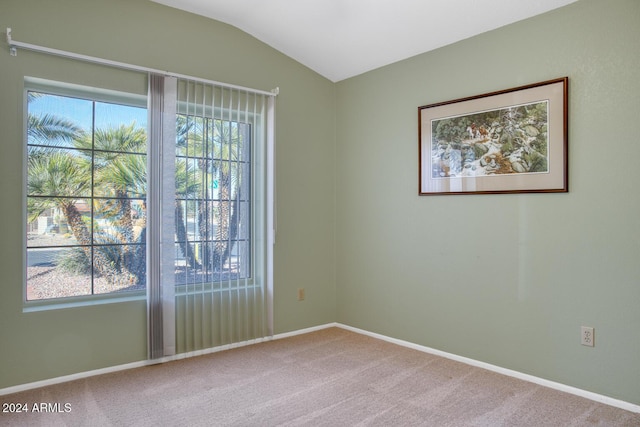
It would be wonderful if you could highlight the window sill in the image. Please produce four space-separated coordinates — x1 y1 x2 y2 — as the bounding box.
23 291 146 313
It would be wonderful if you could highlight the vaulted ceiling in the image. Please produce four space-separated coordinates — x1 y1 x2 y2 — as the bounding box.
150 0 578 82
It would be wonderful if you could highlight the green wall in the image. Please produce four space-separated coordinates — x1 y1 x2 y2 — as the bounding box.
335 0 640 405
0 0 336 389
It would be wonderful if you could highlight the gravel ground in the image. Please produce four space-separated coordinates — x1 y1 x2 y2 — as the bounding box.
26 266 144 300
25 233 241 301
26 232 144 301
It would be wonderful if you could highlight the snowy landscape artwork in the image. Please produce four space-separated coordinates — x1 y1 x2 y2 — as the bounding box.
419 78 568 195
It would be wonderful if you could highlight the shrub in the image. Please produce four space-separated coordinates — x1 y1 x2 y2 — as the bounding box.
56 247 91 274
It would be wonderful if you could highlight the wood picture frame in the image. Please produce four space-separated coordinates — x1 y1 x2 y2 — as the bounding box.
418 77 568 195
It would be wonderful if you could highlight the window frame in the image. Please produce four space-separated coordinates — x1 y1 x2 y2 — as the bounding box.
22 77 267 310
23 77 148 310
173 108 254 289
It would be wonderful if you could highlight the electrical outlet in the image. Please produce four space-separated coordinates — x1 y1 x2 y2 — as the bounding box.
297 288 305 301
581 326 594 347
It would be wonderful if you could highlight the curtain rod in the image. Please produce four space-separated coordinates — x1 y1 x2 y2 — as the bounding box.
6 28 279 97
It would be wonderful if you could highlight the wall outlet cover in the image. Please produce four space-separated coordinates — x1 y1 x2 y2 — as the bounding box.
581 326 594 347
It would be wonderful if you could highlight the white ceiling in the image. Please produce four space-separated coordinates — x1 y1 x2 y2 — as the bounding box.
150 0 578 82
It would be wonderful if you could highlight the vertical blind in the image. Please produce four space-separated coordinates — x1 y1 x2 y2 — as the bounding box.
148 75 275 358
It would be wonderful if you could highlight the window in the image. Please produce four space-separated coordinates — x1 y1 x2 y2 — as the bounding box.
25 75 274 349
25 79 264 302
26 82 147 301
174 113 251 287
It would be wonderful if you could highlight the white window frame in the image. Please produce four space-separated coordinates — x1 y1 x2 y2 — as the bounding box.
23 77 148 310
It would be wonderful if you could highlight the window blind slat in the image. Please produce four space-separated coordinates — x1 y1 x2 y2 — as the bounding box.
160 78 271 354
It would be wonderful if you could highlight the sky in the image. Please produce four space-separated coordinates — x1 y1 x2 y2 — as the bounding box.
28 91 148 146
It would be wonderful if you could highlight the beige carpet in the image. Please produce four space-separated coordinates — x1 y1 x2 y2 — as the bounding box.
1 327 639 426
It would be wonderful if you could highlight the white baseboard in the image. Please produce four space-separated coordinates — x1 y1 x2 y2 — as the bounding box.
0 360 149 396
335 323 640 414
2 321 639 415
272 322 339 340
0 335 277 397
0 327 341 397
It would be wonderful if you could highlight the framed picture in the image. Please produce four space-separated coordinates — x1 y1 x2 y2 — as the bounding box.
418 77 568 195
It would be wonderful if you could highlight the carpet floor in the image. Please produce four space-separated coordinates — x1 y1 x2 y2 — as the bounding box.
1 327 639 426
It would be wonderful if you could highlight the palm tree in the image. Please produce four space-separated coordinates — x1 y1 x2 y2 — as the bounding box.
208 118 245 274
175 156 202 269
174 115 202 269
27 92 143 288
76 124 146 246
28 114 83 145
96 124 147 284
27 149 135 287
26 92 83 145
177 115 245 274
